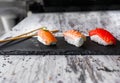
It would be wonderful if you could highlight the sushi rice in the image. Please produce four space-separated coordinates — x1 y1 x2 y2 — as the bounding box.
64 36 84 47
90 35 109 46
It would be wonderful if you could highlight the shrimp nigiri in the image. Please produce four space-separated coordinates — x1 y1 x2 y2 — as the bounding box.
63 29 86 47
37 28 57 45
89 28 116 46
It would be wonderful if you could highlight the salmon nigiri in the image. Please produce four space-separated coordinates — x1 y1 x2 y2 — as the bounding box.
63 29 86 47
89 28 116 46
37 28 57 45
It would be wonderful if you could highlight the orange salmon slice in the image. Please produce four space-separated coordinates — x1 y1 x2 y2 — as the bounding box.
38 29 57 45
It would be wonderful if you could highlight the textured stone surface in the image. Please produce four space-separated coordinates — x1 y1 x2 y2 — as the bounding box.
0 55 120 83
0 37 120 55
0 11 120 83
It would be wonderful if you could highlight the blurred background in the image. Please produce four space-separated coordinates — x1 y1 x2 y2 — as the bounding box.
0 0 120 36
0 0 26 36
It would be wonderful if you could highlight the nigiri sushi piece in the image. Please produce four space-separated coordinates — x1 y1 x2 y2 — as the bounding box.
63 29 86 47
37 28 57 45
89 28 116 46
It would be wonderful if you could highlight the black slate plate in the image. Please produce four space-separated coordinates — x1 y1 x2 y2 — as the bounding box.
0 37 120 55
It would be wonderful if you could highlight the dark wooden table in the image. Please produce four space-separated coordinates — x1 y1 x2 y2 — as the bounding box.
0 11 120 83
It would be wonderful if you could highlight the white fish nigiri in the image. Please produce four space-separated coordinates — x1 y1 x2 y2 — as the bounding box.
63 29 86 47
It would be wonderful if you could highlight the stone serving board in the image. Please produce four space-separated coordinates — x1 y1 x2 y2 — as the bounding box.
0 37 120 55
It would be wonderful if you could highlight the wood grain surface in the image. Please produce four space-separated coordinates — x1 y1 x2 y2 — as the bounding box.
0 11 120 83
